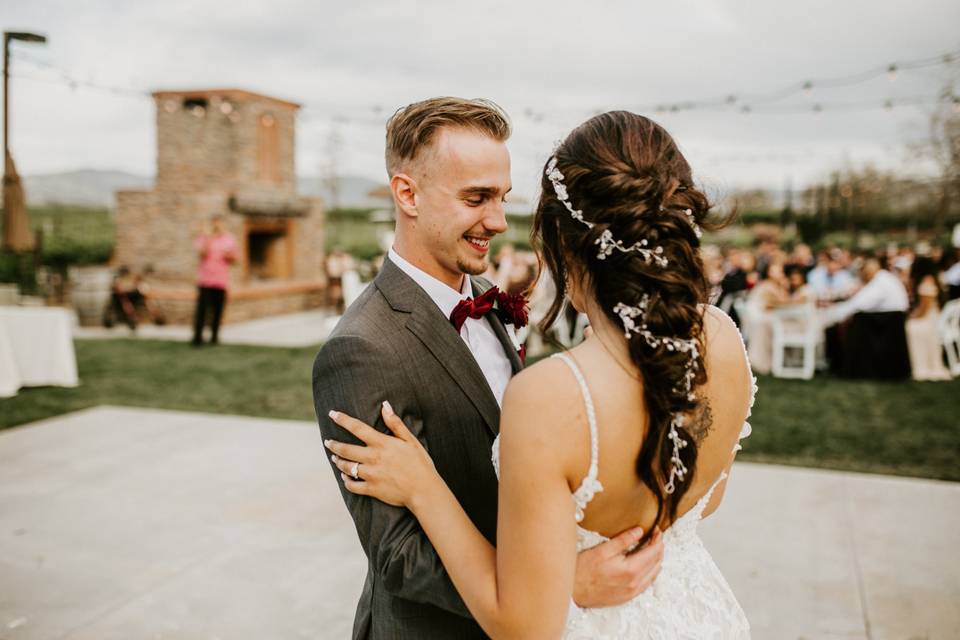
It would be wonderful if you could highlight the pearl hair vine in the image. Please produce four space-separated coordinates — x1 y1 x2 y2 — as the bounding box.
545 156 701 263
613 295 701 494
546 153 703 494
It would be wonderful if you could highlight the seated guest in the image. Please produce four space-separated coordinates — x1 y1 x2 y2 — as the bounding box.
745 259 791 374
103 266 138 330
788 242 816 272
826 256 911 379
808 250 858 302
785 264 813 304
906 257 952 381
129 266 167 325
824 256 909 326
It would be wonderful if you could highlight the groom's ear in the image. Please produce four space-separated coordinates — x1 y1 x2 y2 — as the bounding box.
391 173 419 219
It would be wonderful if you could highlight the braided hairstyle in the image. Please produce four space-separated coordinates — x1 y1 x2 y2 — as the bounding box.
531 111 729 537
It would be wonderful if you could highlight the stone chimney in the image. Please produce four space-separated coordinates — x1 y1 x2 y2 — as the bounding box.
153 89 299 195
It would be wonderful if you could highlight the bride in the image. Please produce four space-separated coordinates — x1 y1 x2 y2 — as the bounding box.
325 111 756 638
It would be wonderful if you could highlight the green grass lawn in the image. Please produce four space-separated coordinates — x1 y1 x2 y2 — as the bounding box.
1 339 958 481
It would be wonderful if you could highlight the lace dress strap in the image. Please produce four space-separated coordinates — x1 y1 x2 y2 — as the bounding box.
711 305 757 452
552 353 604 522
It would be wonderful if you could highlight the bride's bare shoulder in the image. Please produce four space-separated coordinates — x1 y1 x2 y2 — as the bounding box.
503 355 582 417
700 304 752 410
702 305 747 363
499 355 587 456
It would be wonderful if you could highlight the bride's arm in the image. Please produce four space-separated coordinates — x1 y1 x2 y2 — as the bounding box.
413 371 580 639
326 370 585 639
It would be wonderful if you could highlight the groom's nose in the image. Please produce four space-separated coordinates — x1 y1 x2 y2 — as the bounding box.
482 200 508 235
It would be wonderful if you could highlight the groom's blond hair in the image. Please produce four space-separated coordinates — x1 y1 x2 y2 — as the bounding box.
385 97 511 176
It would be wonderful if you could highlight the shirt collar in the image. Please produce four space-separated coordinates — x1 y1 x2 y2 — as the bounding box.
388 247 471 318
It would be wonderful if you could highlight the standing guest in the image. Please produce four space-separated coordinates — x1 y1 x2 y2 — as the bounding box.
906 257 952 381
191 214 237 346
325 248 351 313
493 244 516 291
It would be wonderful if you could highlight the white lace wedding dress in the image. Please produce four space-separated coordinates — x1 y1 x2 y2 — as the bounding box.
492 339 756 639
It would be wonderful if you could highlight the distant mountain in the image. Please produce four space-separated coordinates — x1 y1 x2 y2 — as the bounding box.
22 169 392 210
24 170 153 208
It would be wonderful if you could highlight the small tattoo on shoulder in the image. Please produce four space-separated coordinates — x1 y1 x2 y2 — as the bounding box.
690 399 714 443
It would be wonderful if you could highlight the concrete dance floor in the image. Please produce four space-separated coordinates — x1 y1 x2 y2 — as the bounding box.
0 406 957 639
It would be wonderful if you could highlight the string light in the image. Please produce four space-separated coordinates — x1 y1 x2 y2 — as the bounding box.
8 47 960 123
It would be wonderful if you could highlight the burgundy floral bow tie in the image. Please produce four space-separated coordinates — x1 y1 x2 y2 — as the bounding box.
449 287 500 332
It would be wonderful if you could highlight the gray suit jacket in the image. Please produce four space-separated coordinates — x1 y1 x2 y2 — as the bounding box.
313 257 523 639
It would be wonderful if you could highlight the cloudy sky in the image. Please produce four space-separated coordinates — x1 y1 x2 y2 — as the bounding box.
3 0 959 201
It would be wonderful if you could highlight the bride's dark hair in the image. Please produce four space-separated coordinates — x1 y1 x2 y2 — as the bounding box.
531 111 728 537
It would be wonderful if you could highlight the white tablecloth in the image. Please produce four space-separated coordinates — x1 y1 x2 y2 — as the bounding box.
0 306 79 398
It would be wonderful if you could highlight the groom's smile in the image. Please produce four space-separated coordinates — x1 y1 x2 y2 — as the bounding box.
463 234 492 255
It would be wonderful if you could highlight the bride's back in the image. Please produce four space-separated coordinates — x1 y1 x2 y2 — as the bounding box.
548 305 753 538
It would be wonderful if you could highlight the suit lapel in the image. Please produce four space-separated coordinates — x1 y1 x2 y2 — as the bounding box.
376 259 502 437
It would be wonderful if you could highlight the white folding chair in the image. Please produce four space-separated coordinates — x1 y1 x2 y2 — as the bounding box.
939 299 960 377
771 304 818 380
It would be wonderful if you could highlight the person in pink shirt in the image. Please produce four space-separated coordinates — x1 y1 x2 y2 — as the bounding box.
191 214 237 346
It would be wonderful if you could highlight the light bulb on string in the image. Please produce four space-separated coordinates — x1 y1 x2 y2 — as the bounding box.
884 99 894 111
803 81 813 97
953 96 960 113
813 104 823 120
887 64 898 82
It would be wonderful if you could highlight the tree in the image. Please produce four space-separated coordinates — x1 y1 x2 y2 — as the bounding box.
911 79 960 234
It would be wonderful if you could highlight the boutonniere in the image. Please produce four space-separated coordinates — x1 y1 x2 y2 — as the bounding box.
494 290 529 363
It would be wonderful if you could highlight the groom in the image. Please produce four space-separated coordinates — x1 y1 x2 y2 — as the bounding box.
313 97 663 639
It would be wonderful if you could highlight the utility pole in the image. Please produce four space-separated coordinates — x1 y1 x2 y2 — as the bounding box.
3 31 46 252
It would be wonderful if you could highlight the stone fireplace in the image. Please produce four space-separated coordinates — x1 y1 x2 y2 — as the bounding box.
111 88 326 324
246 220 292 281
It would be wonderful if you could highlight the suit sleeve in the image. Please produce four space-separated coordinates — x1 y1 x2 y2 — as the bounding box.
312 334 473 618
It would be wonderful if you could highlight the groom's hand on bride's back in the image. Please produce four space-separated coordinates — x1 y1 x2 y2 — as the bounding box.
572 527 664 608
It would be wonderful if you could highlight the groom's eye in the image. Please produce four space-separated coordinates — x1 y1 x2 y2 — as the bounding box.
465 197 486 206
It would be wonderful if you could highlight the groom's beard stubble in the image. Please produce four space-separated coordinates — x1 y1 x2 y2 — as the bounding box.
457 257 489 276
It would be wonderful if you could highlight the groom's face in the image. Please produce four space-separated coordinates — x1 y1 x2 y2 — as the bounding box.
413 127 511 280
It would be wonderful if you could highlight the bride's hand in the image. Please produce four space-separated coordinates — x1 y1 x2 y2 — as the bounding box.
324 401 438 509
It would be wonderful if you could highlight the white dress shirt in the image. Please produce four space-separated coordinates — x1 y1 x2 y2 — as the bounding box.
826 269 909 326
388 248 514 406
